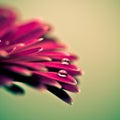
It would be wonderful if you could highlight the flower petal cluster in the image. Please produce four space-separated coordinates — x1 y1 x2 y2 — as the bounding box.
0 6 83 104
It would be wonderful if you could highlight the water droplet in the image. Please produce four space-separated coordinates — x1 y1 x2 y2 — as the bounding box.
38 38 44 41
5 41 10 45
0 40 2 43
58 70 68 77
19 43 25 47
37 47 43 53
61 58 70 65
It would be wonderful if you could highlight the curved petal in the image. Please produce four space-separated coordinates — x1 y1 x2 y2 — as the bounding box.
39 51 77 60
40 61 81 76
5 61 46 71
0 6 83 104
12 38 66 54
13 47 43 56
38 38 66 50
5 66 32 76
5 55 52 62
40 78 62 89
46 85 73 104
0 75 12 86
11 20 49 44
0 7 17 37
62 83 80 93
33 71 77 85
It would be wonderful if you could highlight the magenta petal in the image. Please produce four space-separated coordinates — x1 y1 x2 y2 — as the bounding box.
7 61 46 71
5 55 52 62
39 38 66 50
40 78 62 89
17 39 66 54
40 61 81 76
0 75 12 86
62 84 80 93
3 42 25 54
0 7 16 37
5 66 32 76
0 29 16 48
14 47 43 56
39 51 77 60
0 6 83 104
11 20 49 44
33 71 77 85
8 40 42 54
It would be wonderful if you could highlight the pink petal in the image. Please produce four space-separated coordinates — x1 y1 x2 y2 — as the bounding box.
0 75 12 86
33 71 77 85
0 28 16 48
39 51 77 60
13 47 43 56
0 7 16 37
3 42 25 54
40 61 81 76
5 55 52 62
38 38 66 50
14 38 66 55
6 61 47 71
5 66 32 76
62 84 80 93
11 20 49 44
40 78 62 89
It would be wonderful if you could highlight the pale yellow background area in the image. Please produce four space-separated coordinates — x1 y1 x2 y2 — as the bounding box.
0 0 119 120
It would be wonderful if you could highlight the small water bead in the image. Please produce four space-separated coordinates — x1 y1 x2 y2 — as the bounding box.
38 38 44 41
61 58 70 65
18 43 25 47
58 70 68 78
37 47 43 53
5 40 10 45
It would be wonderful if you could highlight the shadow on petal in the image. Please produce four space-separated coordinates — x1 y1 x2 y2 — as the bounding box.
4 83 25 95
46 85 73 105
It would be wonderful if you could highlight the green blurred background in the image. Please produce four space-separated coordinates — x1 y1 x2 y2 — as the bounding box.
0 0 119 120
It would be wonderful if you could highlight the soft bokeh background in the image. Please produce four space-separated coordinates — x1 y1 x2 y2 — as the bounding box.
0 0 119 120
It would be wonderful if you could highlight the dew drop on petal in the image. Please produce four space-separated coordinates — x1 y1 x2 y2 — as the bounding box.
38 38 44 41
5 41 10 45
58 70 68 78
37 47 43 53
19 43 25 47
61 58 70 65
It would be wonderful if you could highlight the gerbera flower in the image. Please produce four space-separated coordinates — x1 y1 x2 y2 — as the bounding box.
0 6 84 104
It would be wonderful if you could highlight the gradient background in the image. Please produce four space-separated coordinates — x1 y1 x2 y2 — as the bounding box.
0 0 119 120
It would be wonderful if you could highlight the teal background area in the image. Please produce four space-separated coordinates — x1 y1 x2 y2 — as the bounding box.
0 0 119 120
